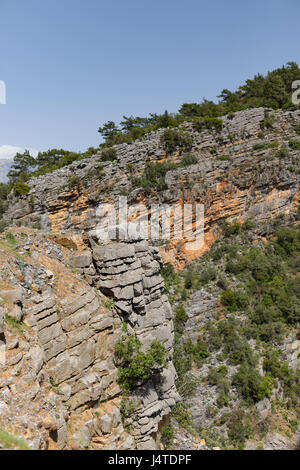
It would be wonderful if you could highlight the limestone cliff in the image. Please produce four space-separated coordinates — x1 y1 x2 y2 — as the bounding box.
0 229 178 449
4 107 300 268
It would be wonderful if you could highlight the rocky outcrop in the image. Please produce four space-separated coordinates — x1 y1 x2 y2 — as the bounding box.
5 108 300 267
0 228 178 450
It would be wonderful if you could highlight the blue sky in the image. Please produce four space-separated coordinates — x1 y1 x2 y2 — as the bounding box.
0 0 299 158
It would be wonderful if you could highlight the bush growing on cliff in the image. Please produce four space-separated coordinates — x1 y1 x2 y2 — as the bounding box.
161 129 193 154
207 366 231 407
226 409 252 447
114 333 168 392
13 182 30 197
161 423 174 448
232 365 273 404
161 263 178 294
260 111 274 130
134 161 177 193
294 124 300 135
288 139 300 150
221 289 249 312
0 183 9 217
100 147 117 162
0 220 7 233
223 220 242 237
192 116 223 133
68 175 81 190
275 146 290 159
180 153 198 166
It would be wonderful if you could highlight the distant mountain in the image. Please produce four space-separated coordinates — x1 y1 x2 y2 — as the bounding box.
0 159 12 183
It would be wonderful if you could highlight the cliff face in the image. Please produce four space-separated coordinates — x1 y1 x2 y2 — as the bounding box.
5 107 300 267
0 229 177 450
2 107 300 450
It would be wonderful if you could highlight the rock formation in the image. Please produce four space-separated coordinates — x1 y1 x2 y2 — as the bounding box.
5 107 300 267
0 229 178 449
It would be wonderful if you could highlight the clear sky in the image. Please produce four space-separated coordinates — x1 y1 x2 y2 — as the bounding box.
0 0 299 158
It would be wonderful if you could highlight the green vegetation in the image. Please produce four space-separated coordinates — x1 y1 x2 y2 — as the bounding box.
98 62 300 148
5 314 24 332
68 175 81 190
1 62 299 197
253 141 279 151
223 220 242 236
133 161 177 193
232 365 273 404
171 403 195 434
13 182 30 197
100 147 117 162
192 116 223 133
104 298 115 310
220 289 249 312
161 129 193 154
0 220 7 233
114 333 168 392
4 146 101 194
260 111 274 129
180 153 198 166
161 423 174 448
120 398 141 420
288 139 300 150
275 146 290 159
0 430 29 450
217 155 231 161
0 183 9 217
163 218 300 448
207 366 231 407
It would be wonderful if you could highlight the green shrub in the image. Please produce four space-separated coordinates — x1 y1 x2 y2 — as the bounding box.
226 410 252 446
260 112 274 130
120 398 141 419
68 175 81 189
221 289 248 312
207 366 230 407
198 266 217 285
266 141 279 149
0 220 7 233
13 182 30 197
193 116 223 133
161 423 174 448
289 140 300 150
275 227 300 255
101 147 117 161
174 304 188 330
180 153 198 166
161 263 178 293
184 338 210 365
171 403 194 432
114 334 168 392
275 146 289 159
134 161 176 193
223 220 241 236
217 155 231 161
0 430 29 450
242 218 255 231
232 365 273 404
294 124 300 135
184 268 199 289
253 142 266 151
162 129 193 154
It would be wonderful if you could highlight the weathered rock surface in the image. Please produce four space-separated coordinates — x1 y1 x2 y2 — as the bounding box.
4 108 300 268
0 228 178 450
